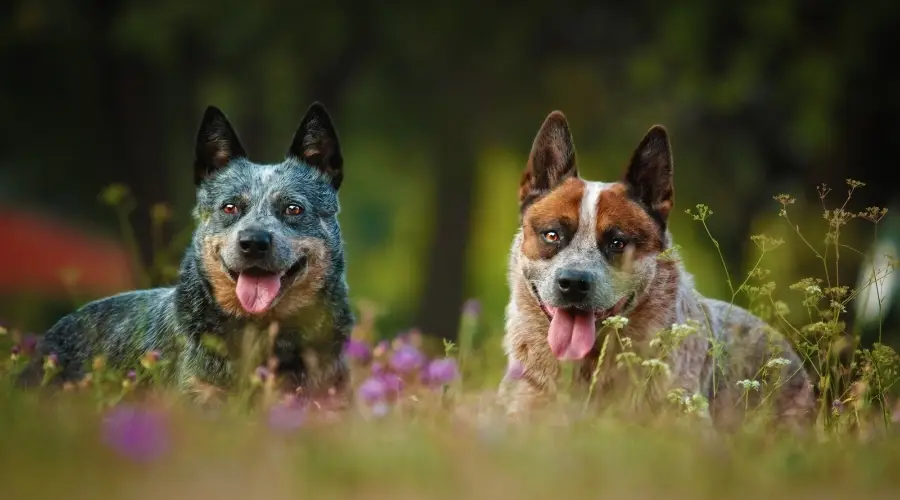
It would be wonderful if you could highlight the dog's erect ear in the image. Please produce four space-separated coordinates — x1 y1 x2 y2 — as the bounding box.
519 111 578 209
624 125 674 223
194 106 247 185
288 102 344 191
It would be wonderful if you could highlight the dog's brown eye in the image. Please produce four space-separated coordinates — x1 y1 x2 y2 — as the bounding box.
285 204 304 216
609 238 626 252
222 203 238 215
542 230 560 243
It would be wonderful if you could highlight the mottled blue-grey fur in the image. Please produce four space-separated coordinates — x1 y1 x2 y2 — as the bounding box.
20 103 354 400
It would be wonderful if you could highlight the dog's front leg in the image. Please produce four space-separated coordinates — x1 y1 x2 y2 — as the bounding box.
667 333 713 420
176 339 232 408
497 342 561 419
290 345 351 409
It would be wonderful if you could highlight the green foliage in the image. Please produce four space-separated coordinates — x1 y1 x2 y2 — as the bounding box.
703 179 898 430
9 0 899 334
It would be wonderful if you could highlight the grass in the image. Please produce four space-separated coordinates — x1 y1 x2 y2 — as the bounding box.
1 179 899 499
4 398 900 500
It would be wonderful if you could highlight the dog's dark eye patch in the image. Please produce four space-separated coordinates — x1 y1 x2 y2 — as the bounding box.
527 219 575 259
595 184 665 255
215 197 247 220
519 179 584 261
597 227 638 250
599 227 644 259
535 221 574 245
271 188 326 216
600 227 627 244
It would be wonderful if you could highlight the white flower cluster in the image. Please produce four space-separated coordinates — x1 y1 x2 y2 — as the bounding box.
602 315 629 330
736 379 761 391
765 357 791 369
641 358 671 378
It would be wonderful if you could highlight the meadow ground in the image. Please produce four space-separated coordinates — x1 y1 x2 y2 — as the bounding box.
2 180 899 500
2 327 900 500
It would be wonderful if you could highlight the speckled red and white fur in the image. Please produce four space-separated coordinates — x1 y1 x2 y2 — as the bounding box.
497 111 816 430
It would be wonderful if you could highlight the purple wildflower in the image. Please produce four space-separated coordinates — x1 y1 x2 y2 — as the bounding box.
140 350 161 369
10 345 21 356
254 366 272 384
462 299 481 318
506 359 525 380
370 361 387 376
423 358 459 387
121 370 137 389
343 338 373 363
102 405 169 462
380 373 404 396
267 398 306 432
358 376 388 405
21 335 38 355
44 353 58 370
389 344 425 373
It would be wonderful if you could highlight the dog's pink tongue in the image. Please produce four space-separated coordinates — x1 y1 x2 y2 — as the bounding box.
547 309 597 360
235 273 281 315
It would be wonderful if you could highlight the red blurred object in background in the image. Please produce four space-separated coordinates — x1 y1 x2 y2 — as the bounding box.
0 208 134 298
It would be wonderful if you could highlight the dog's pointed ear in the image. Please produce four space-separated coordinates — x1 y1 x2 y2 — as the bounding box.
194 106 247 185
519 111 578 209
624 125 674 223
288 102 344 191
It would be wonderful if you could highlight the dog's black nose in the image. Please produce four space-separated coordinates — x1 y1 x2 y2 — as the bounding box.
238 230 272 258
557 269 593 302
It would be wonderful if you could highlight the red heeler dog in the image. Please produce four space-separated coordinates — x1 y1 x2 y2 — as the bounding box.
497 111 815 429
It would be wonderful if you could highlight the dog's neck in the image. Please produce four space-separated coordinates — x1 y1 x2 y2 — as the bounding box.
621 258 700 342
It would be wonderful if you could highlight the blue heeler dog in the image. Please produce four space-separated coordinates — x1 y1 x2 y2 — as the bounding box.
20 103 354 403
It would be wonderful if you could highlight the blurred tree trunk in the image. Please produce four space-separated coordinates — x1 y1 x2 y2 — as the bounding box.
414 102 478 341
163 32 209 261
90 0 168 286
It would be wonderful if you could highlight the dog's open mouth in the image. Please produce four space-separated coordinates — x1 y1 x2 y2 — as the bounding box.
530 283 632 361
222 256 308 315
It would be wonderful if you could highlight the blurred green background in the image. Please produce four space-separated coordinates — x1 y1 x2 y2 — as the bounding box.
1 0 898 349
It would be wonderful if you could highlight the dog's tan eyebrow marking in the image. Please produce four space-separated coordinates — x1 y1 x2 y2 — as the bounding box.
595 182 663 254
520 177 585 260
